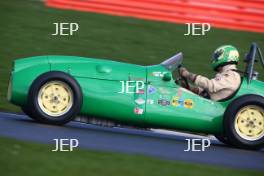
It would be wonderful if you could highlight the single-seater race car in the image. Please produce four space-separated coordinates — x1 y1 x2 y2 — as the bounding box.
8 43 264 150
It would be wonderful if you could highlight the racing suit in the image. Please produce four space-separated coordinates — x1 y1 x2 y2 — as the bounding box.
184 64 241 101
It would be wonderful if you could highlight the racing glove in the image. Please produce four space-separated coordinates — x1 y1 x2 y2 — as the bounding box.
179 67 197 82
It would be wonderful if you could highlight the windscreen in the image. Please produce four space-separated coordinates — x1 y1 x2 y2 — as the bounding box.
161 52 183 71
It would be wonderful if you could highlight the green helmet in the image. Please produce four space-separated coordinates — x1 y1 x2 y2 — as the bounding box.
211 45 239 71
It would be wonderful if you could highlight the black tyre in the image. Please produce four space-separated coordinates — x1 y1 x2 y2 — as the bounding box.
214 134 230 145
21 106 36 119
28 71 83 125
224 94 264 150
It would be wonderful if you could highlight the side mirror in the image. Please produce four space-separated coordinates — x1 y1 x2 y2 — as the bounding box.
162 72 172 81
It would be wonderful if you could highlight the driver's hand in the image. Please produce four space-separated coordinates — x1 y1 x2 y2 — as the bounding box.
180 80 188 88
179 67 190 78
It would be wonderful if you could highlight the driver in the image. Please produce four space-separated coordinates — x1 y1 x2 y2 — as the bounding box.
179 45 241 101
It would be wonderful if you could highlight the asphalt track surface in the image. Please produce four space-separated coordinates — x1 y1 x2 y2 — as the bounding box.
0 112 264 170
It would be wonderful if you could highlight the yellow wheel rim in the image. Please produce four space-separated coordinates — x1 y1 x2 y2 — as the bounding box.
235 105 264 141
37 81 73 117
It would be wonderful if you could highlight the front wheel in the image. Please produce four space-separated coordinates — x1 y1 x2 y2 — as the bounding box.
214 134 230 145
21 106 36 119
28 71 83 125
224 95 264 150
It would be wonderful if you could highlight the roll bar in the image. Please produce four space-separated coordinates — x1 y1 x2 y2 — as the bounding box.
244 43 264 83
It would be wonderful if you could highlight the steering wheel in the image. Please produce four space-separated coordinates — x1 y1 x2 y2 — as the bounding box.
177 66 190 90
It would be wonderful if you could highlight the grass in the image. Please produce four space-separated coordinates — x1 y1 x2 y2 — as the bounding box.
0 136 263 176
0 0 264 112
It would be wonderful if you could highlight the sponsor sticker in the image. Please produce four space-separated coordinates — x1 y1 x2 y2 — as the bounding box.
158 99 170 106
136 89 145 94
150 72 167 77
134 107 144 115
135 98 145 105
184 99 194 109
178 98 184 107
147 99 154 105
172 96 180 107
148 85 156 94
159 94 170 100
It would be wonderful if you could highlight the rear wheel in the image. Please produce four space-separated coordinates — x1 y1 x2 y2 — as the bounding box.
28 71 83 125
224 95 264 150
37 80 74 117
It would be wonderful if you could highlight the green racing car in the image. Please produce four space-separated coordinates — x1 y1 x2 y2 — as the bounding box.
7 43 264 150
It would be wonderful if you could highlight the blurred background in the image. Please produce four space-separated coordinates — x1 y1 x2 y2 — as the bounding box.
0 0 263 176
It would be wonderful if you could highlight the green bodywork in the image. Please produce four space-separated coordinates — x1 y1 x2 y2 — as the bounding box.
8 55 264 134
